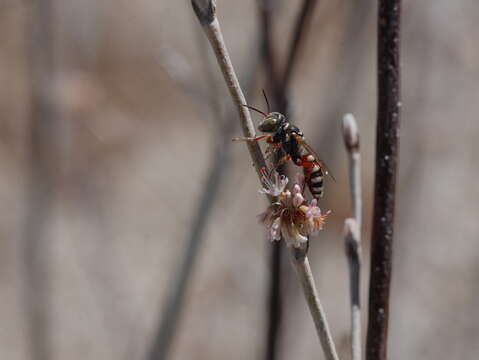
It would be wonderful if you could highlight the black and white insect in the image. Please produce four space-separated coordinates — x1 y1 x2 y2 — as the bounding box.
233 92 333 199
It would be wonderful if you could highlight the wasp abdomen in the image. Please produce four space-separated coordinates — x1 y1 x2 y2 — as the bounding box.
303 155 324 199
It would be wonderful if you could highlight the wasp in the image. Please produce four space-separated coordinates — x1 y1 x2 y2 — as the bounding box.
233 92 333 199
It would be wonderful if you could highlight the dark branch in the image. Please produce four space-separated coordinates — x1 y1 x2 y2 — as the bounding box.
258 0 282 107
23 1 59 359
281 0 318 93
366 1 401 360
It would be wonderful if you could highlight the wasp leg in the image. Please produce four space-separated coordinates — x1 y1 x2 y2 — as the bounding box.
276 154 292 167
294 159 316 167
265 142 282 161
232 135 272 142
267 154 292 176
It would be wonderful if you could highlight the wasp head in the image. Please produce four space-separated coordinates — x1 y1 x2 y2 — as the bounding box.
258 112 286 133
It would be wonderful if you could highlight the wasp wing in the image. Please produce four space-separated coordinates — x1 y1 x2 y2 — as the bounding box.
292 134 336 182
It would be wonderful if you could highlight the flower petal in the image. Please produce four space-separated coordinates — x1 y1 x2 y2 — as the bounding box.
292 193 304 207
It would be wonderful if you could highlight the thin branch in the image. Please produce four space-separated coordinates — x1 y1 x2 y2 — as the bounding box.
344 219 361 360
281 0 318 93
366 1 401 360
257 2 284 359
192 3 339 360
289 248 340 360
259 0 318 112
259 0 282 104
147 152 226 360
192 0 268 180
342 114 362 360
23 1 58 359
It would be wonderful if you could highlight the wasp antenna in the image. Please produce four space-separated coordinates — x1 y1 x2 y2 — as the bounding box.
242 104 268 117
262 89 271 113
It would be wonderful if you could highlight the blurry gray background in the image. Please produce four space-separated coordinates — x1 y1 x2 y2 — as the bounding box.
0 0 478 359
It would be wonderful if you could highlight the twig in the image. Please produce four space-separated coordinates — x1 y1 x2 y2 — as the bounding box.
192 0 268 180
257 2 284 359
259 0 318 112
192 2 339 359
366 1 401 360
147 153 226 360
259 0 282 104
344 219 361 360
22 1 58 359
289 248 340 360
281 0 319 93
342 114 362 360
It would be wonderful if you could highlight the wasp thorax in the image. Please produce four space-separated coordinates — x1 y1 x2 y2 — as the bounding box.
258 112 286 133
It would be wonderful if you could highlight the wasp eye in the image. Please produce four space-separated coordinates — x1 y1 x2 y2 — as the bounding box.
258 117 278 132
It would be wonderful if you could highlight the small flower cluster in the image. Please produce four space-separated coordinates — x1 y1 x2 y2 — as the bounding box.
258 169 330 248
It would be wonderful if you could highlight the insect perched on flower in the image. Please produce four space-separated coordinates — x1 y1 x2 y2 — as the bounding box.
258 171 330 248
233 91 334 200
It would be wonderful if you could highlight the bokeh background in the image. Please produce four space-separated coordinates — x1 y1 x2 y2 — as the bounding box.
1 0 478 359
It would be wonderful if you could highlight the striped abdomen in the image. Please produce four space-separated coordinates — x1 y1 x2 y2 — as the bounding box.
303 155 324 199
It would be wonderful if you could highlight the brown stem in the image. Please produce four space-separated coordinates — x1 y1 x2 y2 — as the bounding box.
259 0 282 105
23 1 58 359
366 1 401 360
257 3 283 359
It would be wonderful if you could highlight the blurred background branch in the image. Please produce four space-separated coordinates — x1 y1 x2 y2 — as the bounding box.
22 1 59 359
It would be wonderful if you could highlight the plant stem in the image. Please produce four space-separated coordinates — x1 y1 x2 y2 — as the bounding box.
289 248 340 360
342 114 362 360
192 2 339 359
257 2 284 359
344 219 361 360
259 0 282 104
366 1 401 360
281 0 318 93
147 151 226 360
23 1 58 359
192 1 268 180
